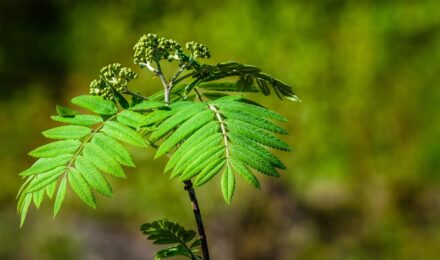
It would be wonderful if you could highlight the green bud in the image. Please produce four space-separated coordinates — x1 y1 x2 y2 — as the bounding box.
89 63 137 99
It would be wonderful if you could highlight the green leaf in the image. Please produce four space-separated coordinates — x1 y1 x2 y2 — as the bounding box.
229 158 260 189
56 105 79 116
141 110 172 126
53 176 67 217
20 194 32 227
196 62 298 101
190 239 202 248
117 110 144 129
194 159 226 187
71 95 118 115
129 101 166 111
201 92 230 100
221 166 235 204
75 156 113 197
210 95 245 103
154 245 193 259
216 101 287 122
68 168 96 208
230 145 279 177
150 103 207 142
42 125 91 140
20 154 72 176
101 121 146 147
227 119 290 151
92 133 135 167
179 146 224 181
164 121 219 172
16 176 34 201
198 82 258 92
140 101 191 126
229 134 286 169
140 219 200 259
46 180 57 199
112 87 130 109
51 115 103 126
221 109 287 134
155 109 214 158
33 189 45 208
83 143 126 178
29 140 81 158
170 134 222 178
140 219 197 245
24 166 65 193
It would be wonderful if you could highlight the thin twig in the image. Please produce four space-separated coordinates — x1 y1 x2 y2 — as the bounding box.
173 72 195 86
154 60 169 88
161 61 210 260
126 90 149 100
194 88 204 102
170 62 189 86
184 181 210 260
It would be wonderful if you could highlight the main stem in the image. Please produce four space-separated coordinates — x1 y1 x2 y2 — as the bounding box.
184 181 210 260
156 63 210 259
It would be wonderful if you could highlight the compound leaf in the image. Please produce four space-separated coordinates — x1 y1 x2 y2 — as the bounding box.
140 219 196 244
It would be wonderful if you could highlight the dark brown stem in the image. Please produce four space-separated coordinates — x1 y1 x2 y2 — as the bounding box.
159 61 210 259
184 180 210 260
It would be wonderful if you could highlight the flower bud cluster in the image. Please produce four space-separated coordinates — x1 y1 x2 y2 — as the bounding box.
133 34 211 69
185 41 210 59
133 33 182 66
90 63 137 100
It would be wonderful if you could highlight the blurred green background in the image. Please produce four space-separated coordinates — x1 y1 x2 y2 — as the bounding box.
1 0 439 259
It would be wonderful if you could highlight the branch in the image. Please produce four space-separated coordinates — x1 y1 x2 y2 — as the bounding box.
125 90 149 100
153 60 169 88
184 181 210 260
170 62 190 86
173 72 196 86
